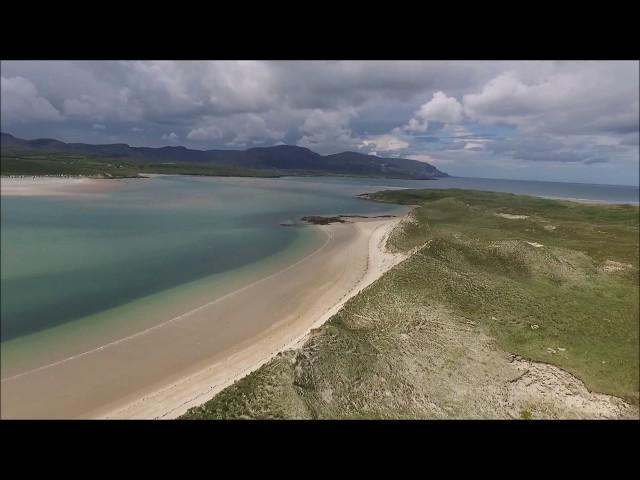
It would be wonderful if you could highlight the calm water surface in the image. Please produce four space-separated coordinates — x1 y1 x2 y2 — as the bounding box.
0 175 405 348
1 174 637 372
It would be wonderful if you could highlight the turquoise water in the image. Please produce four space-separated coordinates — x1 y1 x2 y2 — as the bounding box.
0 175 406 347
1 174 637 369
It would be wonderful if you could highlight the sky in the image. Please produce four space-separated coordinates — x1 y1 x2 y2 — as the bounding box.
1 60 638 185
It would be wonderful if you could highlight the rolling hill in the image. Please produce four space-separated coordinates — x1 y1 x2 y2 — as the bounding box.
1 133 448 179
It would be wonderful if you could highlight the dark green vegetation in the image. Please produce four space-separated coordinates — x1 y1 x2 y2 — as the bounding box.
182 189 639 419
1 132 448 179
301 214 397 225
301 216 347 225
372 189 639 401
0 152 282 178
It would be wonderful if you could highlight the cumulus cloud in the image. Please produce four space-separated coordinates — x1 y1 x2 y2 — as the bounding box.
186 124 224 141
362 133 409 152
405 91 464 132
187 113 285 147
297 109 361 150
0 60 637 184
1 76 62 124
462 63 639 136
161 132 179 143
225 114 284 147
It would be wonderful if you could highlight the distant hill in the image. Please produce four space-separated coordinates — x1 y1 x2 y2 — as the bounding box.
1 133 448 179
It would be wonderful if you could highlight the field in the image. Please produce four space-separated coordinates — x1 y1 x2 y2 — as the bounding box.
182 189 639 419
0 152 282 178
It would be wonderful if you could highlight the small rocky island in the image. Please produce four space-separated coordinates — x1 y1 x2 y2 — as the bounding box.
301 216 347 225
300 214 396 225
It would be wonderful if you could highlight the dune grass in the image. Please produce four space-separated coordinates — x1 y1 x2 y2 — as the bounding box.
182 189 639 419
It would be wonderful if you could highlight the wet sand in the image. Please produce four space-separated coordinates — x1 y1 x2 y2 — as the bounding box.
1 176 126 196
0 217 406 419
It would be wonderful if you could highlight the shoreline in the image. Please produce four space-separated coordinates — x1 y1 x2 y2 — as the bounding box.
0 176 128 197
0 215 408 419
100 216 407 419
2 175 637 205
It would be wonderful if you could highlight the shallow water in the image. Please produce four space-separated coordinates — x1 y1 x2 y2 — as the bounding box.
1 174 636 375
0 175 407 372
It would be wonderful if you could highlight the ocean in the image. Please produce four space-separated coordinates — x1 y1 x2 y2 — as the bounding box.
1 174 637 375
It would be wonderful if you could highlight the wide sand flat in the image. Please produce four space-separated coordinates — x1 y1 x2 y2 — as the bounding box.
0 217 405 419
1 176 123 196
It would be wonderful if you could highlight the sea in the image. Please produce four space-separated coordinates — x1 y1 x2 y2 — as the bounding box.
1 175 638 375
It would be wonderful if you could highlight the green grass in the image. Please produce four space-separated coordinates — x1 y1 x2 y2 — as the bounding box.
377 190 639 401
0 151 443 180
520 409 533 420
0 152 282 178
181 189 639 419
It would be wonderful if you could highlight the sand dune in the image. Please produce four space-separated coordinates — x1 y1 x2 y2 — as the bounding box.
0 217 405 419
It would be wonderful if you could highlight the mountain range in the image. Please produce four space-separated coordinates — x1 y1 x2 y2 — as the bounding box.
0 132 448 179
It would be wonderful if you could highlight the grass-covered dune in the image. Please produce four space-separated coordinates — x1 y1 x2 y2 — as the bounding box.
182 189 639 419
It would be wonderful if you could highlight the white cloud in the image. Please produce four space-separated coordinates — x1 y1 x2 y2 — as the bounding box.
405 91 464 132
225 114 284 147
406 153 454 166
0 76 62 124
297 109 361 150
187 113 285 147
63 91 141 123
406 154 434 162
161 132 179 143
1 61 637 184
187 124 224 141
362 133 409 152
464 142 486 151
462 63 639 136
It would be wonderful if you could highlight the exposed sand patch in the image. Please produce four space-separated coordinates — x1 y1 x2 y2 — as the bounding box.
496 213 529 220
0 217 405 419
525 241 544 248
266 298 637 419
600 260 634 273
506 356 636 419
1 176 124 197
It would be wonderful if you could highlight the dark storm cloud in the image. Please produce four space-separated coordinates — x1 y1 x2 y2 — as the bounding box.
1 60 638 184
488 135 625 164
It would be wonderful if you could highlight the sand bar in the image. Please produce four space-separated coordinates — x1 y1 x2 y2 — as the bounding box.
1 176 126 197
0 216 406 419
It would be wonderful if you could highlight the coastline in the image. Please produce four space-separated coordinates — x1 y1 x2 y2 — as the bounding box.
2 175 637 205
100 216 407 419
0 176 126 196
0 214 408 419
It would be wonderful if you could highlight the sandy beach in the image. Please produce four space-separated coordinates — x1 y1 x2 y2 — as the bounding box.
0 215 406 419
1 176 125 196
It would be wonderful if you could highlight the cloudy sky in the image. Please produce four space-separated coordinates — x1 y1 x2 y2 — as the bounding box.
1 60 638 185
